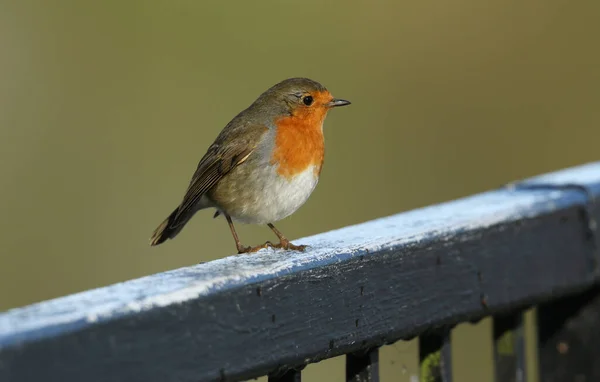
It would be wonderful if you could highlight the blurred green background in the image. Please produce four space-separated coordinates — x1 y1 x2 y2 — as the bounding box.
1 1 598 381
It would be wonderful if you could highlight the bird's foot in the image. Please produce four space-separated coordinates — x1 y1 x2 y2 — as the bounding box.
237 240 307 254
270 239 307 252
237 242 272 254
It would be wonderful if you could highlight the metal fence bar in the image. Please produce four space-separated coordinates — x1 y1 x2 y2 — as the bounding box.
1 162 599 382
346 347 380 382
493 312 526 382
268 369 302 382
537 286 600 382
419 329 452 382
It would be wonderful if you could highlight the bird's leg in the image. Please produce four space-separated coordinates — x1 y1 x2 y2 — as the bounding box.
225 213 251 254
225 213 271 254
267 223 307 251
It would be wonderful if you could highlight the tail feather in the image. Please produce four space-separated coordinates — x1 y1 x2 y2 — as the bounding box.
150 208 188 246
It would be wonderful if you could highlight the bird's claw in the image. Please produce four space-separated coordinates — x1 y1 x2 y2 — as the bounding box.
269 240 307 252
237 240 307 254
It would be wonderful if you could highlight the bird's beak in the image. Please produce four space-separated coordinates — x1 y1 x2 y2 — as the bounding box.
326 98 351 108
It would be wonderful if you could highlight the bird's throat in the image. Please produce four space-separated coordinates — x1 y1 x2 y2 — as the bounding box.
271 113 326 179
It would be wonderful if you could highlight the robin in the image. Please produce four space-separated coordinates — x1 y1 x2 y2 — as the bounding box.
150 78 351 253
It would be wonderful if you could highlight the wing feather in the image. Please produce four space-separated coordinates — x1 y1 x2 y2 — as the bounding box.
170 124 268 226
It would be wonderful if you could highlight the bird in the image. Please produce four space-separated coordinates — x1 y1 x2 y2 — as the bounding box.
150 77 351 253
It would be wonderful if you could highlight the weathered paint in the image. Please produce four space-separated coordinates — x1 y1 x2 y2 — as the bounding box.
0 178 587 348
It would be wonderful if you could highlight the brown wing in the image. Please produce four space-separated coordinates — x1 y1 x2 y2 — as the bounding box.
172 124 268 224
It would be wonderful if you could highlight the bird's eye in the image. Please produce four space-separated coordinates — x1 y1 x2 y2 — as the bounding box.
303 96 313 106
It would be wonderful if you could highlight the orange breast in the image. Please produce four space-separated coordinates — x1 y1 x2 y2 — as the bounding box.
271 109 326 179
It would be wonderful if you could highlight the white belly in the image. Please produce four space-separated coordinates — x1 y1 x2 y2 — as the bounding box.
215 164 320 225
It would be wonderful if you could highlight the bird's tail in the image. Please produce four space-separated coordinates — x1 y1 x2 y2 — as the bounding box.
150 208 188 246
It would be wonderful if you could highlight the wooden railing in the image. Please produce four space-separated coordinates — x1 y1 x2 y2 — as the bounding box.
1 162 599 382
